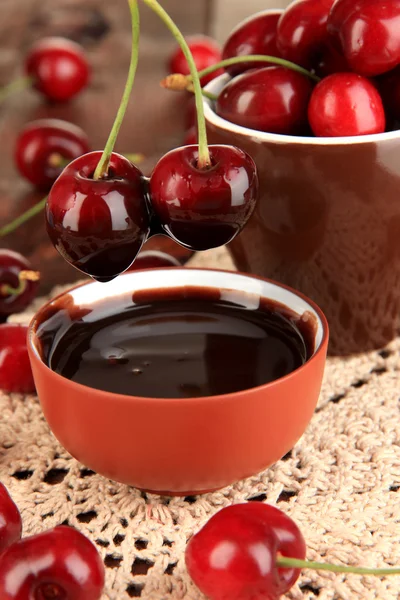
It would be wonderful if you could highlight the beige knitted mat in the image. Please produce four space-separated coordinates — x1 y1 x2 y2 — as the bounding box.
3 247 400 600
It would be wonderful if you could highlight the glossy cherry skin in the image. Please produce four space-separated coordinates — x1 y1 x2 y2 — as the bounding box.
0 324 35 394
149 145 258 251
222 11 282 76
0 526 104 600
0 483 22 554
216 66 314 135
276 0 336 68
128 250 180 270
0 250 39 316
15 119 90 190
25 37 90 102
186 503 306 600
308 73 386 137
327 0 400 76
168 35 223 86
46 151 150 282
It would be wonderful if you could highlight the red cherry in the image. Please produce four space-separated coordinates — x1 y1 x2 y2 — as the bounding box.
168 35 223 86
183 126 197 145
0 250 39 317
327 0 400 77
25 37 90 102
46 151 151 282
0 526 104 600
222 10 282 76
15 119 90 190
216 66 314 135
0 483 22 554
128 250 180 270
186 503 306 600
276 0 336 68
308 73 386 137
0 324 35 394
149 145 258 251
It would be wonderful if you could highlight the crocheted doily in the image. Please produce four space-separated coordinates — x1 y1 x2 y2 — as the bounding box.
4 247 400 600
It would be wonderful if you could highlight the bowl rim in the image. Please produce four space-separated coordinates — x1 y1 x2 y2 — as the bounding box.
204 73 399 146
28 267 329 404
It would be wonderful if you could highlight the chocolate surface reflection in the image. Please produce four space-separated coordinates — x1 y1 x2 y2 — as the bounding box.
207 114 400 354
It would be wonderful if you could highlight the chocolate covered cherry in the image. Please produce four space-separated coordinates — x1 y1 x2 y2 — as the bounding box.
186 502 306 600
25 37 90 102
15 119 90 189
327 0 400 76
216 66 314 135
222 11 282 76
46 151 150 282
149 145 258 251
0 526 104 600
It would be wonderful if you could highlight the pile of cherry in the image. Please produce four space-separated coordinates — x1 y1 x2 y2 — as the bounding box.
175 0 400 137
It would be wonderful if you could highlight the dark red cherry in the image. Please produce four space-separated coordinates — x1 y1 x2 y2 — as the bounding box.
327 0 400 76
314 40 351 77
0 324 35 394
15 119 90 190
308 73 386 137
0 526 104 600
46 151 150 282
222 10 282 76
128 250 180 270
186 502 306 600
377 66 400 123
0 483 22 553
168 35 223 86
276 0 336 68
216 66 314 135
0 250 39 316
25 37 90 102
149 145 258 251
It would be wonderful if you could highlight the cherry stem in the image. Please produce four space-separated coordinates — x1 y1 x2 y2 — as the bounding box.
277 556 400 576
0 197 47 238
193 55 320 84
0 270 40 297
93 0 140 180
0 75 34 103
141 0 211 168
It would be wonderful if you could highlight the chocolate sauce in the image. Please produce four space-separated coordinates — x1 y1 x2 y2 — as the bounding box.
39 286 315 398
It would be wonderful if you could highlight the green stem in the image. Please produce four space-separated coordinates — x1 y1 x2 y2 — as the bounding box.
0 270 40 297
277 556 400 576
0 75 34 103
141 0 211 168
193 55 320 84
0 197 47 238
93 0 140 180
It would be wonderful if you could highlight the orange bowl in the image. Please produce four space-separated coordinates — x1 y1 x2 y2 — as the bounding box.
28 268 328 495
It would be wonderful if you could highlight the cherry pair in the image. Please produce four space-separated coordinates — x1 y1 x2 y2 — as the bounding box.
0 483 104 599
46 145 258 282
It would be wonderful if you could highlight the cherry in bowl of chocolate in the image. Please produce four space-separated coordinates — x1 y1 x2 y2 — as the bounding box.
204 73 400 356
28 268 328 495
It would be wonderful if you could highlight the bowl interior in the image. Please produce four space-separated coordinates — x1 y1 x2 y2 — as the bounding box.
30 268 326 369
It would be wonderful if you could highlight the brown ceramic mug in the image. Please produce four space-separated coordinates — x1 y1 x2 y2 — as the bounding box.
204 74 400 356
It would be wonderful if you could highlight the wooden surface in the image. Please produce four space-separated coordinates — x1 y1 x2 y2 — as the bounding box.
0 0 212 292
